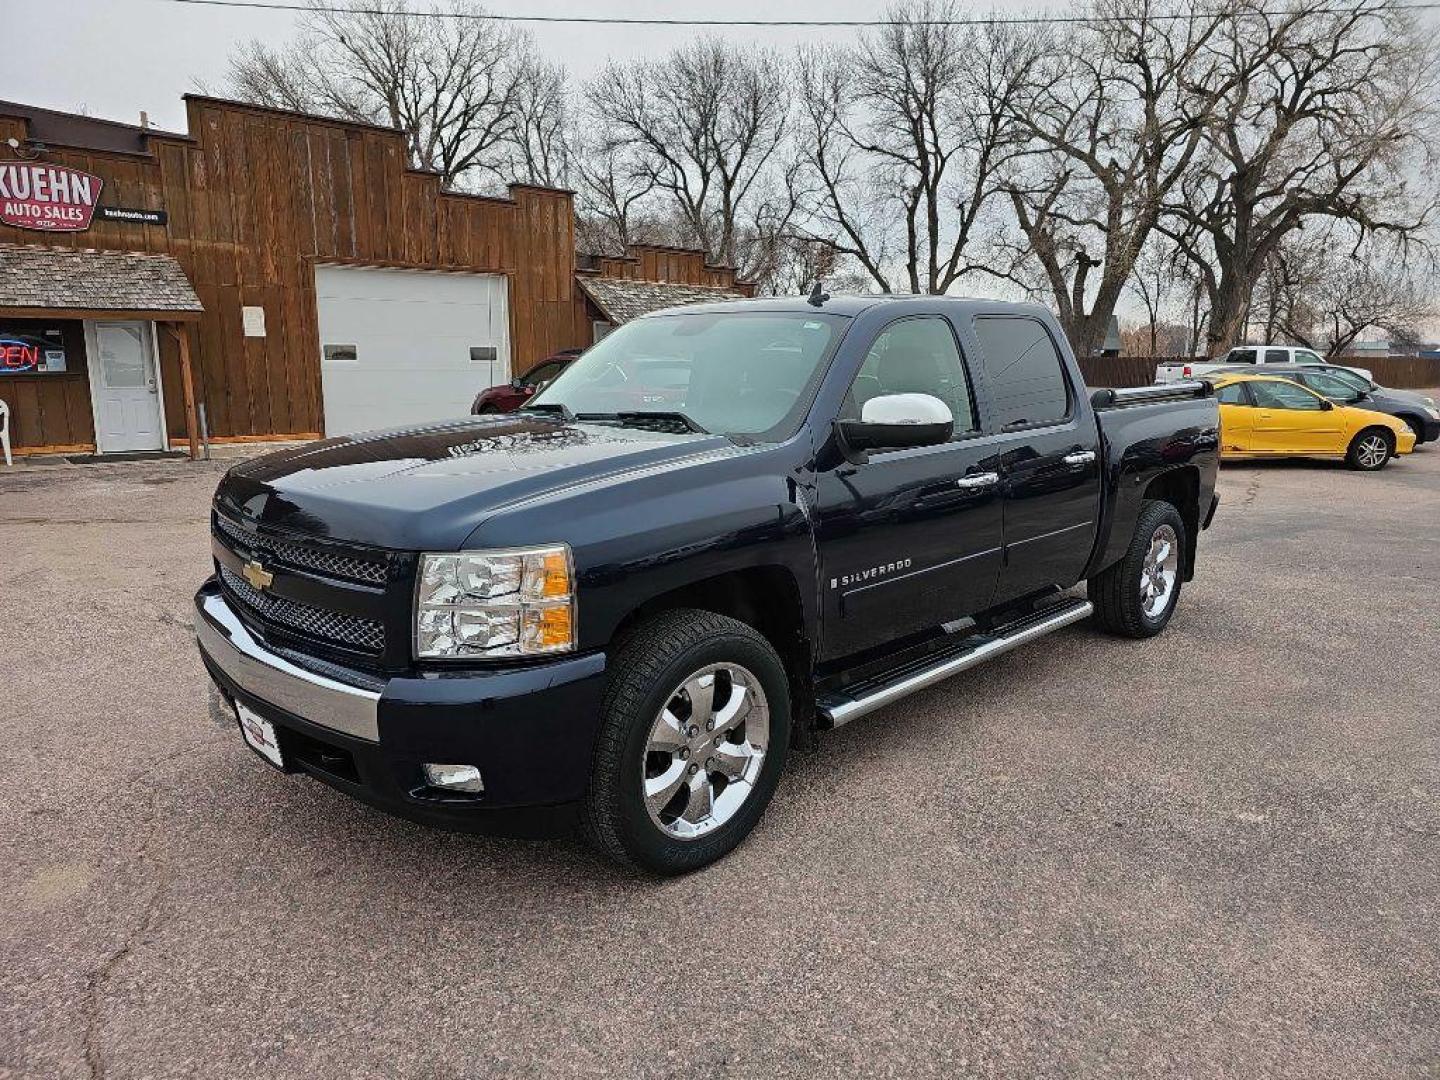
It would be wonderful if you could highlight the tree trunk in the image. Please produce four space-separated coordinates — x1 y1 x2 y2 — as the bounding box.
1206 272 1253 356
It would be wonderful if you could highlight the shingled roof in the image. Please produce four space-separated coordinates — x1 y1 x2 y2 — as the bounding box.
0 244 202 316
578 275 745 325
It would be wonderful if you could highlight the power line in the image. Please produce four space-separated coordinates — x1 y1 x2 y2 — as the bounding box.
157 0 1440 27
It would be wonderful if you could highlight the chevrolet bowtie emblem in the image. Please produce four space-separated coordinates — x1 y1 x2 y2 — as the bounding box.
241 560 274 591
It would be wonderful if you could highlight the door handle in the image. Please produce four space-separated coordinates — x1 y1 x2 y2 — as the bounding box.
956 471 1000 490
1062 450 1096 467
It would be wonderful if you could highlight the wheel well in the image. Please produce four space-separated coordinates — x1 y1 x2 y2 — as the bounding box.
1352 425 1395 447
610 567 815 742
1142 468 1200 579
612 567 809 668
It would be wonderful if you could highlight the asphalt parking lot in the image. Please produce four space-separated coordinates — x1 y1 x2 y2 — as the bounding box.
2 438 1437 1079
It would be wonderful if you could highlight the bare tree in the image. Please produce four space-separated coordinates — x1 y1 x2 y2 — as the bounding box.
790 2 1025 295
224 0 555 191
1159 2 1440 354
1264 233 1437 354
995 0 1236 356
584 38 794 278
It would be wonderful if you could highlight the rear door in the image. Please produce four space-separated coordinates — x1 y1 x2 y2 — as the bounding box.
813 314 1004 660
967 315 1101 603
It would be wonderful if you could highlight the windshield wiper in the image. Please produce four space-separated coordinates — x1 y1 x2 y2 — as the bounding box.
519 402 573 421
577 410 710 434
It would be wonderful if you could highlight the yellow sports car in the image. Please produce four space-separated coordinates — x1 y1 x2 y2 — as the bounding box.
1210 373 1416 470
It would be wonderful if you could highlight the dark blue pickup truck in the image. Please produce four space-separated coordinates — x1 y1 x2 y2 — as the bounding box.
196 295 1220 873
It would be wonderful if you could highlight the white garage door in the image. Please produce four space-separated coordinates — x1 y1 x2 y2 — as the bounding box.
315 265 510 436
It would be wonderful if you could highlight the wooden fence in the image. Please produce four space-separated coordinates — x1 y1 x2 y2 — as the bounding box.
1078 354 1440 389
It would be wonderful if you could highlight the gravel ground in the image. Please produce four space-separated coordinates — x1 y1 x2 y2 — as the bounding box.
1 437 1437 1079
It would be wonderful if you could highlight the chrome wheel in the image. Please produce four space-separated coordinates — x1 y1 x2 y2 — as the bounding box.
641 663 770 840
1356 434 1389 469
1139 524 1179 619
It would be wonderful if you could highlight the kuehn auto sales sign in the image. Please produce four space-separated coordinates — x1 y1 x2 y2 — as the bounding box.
0 162 102 232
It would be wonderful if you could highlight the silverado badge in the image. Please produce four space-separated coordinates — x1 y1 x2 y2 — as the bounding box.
241 560 274 591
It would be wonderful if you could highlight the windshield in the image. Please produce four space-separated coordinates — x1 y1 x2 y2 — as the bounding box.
1323 367 1371 393
529 311 848 440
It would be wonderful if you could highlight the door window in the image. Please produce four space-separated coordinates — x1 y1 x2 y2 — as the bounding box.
972 317 1070 429
1215 382 1249 405
842 317 975 434
1228 349 1257 364
1298 371 1361 401
97 324 149 388
1263 349 1289 364
1249 380 1324 410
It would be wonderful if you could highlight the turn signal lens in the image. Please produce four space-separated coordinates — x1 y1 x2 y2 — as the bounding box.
522 604 573 653
525 549 572 599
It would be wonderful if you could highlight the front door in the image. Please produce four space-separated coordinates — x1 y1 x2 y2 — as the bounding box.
88 321 164 452
814 314 1004 662
1246 378 1344 454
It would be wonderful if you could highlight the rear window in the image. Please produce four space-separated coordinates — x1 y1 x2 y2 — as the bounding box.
1215 382 1248 404
972 317 1070 429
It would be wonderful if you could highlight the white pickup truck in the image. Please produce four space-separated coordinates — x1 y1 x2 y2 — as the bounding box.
1155 345 1374 384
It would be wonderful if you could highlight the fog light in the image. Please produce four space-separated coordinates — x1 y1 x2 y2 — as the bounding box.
422 763 484 793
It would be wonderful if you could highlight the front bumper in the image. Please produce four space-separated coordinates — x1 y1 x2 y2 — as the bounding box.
1416 417 1440 444
194 580 608 837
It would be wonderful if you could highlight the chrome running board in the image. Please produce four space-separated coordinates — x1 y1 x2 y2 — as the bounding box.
816 598 1094 729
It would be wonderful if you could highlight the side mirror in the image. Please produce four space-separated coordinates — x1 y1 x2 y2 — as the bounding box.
837 393 954 455
1319 399 1334 411
510 377 524 390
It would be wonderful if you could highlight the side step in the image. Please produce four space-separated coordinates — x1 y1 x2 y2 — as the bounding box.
816 598 1094 729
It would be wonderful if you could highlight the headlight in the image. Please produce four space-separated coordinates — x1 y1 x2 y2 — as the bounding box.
415 545 575 659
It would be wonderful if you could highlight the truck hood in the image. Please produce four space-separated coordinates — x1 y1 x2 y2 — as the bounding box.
215 414 736 550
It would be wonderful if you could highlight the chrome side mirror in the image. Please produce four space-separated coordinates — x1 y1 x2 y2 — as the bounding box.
838 393 954 453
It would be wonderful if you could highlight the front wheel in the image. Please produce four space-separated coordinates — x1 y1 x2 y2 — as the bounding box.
584 609 791 874
1088 499 1186 638
1346 428 1393 471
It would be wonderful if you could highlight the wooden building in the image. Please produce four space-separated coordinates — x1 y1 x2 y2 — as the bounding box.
0 97 753 458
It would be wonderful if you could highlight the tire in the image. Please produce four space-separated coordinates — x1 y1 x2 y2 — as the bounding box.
1399 416 1425 444
1346 428 1393 471
1088 499 1186 639
584 609 791 874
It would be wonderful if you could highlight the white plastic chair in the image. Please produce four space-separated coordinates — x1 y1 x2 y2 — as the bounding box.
0 399 10 466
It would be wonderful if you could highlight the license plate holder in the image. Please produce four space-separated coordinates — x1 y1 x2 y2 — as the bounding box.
236 701 285 769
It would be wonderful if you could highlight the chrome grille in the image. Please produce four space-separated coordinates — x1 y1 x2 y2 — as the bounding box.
220 565 386 654
213 514 388 585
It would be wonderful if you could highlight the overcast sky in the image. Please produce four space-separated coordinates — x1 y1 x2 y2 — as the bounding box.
4 0 1436 337
4 0 1059 129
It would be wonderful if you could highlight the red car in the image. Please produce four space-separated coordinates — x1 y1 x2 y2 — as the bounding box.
471 349 582 414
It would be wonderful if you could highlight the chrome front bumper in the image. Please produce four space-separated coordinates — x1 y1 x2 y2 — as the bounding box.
195 589 382 743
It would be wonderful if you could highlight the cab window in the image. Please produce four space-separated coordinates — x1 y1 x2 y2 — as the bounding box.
842 317 976 435
1228 349 1257 364
1249 380 1325 411
1264 349 1289 364
1215 382 1249 405
972 316 1070 429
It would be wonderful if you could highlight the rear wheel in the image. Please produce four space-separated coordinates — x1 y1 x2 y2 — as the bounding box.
584 609 791 874
1346 428 1393 471
1089 500 1186 639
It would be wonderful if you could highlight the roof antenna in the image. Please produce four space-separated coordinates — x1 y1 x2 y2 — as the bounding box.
807 280 830 307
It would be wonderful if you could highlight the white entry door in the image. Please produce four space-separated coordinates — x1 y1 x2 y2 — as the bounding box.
87 321 165 453
315 265 511 436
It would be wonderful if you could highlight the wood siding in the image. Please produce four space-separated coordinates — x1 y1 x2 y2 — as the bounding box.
0 98 582 449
